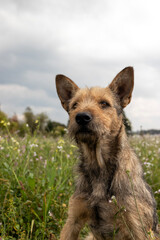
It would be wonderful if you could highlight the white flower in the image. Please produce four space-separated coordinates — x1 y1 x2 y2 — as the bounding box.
57 145 62 150
44 160 47 168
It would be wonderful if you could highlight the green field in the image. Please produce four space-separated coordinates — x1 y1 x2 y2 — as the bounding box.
0 127 160 239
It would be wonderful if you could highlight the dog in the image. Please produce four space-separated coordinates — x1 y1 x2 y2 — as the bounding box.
55 67 159 240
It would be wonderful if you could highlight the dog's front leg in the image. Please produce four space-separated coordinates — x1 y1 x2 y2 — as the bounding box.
60 195 90 240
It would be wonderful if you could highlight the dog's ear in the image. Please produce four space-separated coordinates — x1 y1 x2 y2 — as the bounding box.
109 67 134 108
56 74 79 112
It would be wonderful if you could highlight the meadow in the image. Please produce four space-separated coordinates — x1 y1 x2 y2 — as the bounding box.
0 123 160 239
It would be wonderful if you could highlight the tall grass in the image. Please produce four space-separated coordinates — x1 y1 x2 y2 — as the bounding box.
0 123 160 239
0 124 77 239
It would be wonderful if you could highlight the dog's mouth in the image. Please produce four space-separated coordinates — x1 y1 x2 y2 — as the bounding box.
76 126 93 134
75 126 97 143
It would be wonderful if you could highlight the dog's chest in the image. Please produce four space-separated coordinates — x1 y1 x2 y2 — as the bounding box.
78 159 116 198
89 200 118 240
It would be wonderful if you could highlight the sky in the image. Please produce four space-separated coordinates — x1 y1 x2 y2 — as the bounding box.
0 0 160 131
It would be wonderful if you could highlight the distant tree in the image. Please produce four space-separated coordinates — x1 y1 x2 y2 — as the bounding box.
45 120 53 132
11 113 18 122
36 112 49 132
45 120 66 137
0 110 8 131
0 110 8 122
123 111 132 135
24 107 35 133
9 114 19 133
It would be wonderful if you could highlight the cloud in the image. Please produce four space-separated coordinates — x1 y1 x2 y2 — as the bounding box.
0 84 67 123
0 0 160 130
126 97 160 130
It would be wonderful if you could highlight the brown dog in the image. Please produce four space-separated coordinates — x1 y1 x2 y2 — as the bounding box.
56 67 159 240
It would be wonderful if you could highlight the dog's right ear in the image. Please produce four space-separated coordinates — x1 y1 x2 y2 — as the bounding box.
55 74 79 112
109 67 134 108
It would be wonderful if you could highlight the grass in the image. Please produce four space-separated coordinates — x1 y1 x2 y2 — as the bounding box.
0 127 160 239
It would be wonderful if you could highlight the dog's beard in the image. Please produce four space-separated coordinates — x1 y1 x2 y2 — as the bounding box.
68 120 112 145
76 130 97 144
68 123 99 144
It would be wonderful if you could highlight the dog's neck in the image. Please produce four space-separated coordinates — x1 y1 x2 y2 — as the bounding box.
78 124 126 169
75 124 129 199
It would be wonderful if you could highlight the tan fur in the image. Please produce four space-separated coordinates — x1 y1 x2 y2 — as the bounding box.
55 67 159 240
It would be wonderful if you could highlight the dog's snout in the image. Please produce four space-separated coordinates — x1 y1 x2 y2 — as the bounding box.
76 112 92 125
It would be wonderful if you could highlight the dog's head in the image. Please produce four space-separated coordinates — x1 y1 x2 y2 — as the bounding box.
55 67 134 143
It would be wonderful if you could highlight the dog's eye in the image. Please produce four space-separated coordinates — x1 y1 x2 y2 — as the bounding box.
99 101 110 109
71 102 78 110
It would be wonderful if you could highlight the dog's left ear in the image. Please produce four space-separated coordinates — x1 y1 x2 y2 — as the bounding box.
56 74 79 112
109 67 134 108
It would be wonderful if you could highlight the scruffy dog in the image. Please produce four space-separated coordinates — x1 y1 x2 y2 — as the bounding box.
56 67 159 240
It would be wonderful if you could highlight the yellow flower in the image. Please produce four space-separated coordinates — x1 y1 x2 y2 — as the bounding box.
58 139 65 145
69 181 72 186
62 203 66 208
70 144 77 148
35 120 39 124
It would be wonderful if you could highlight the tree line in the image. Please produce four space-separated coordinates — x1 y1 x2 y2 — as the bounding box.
0 107 66 137
0 107 132 137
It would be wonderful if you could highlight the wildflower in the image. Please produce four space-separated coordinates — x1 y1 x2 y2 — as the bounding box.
71 144 77 148
62 203 66 207
143 162 153 167
0 146 4 150
26 124 29 127
11 137 16 143
57 145 62 150
35 120 39 124
64 128 68 133
0 120 4 124
30 143 38 148
110 195 117 204
58 139 65 145
155 189 160 194
48 211 53 217
44 160 47 168
33 152 37 157
144 170 151 175
111 195 116 201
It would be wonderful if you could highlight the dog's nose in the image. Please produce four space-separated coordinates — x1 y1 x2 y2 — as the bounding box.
76 112 92 125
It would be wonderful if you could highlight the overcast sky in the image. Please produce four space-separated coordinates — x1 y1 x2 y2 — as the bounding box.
0 0 160 131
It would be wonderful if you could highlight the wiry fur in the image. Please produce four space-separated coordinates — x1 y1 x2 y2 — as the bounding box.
55 67 159 240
